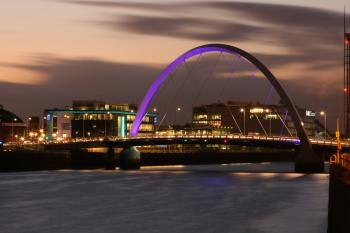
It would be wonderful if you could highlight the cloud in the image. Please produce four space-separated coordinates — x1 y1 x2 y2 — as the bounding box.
103 15 265 42
63 1 344 73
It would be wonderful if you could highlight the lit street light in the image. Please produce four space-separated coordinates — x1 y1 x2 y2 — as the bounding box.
83 113 88 138
12 118 17 143
320 111 327 140
175 107 181 126
105 111 110 138
240 108 245 136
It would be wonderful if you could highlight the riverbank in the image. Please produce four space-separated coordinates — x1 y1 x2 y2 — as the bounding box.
0 150 303 172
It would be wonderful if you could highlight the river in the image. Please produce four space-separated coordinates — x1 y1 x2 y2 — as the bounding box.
0 162 328 233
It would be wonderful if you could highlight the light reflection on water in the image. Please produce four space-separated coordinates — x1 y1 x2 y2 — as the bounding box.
0 162 328 233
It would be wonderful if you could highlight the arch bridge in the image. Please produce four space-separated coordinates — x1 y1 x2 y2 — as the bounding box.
130 44 324 172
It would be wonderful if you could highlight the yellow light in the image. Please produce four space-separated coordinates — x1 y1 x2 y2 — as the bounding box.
250 108 264 114
52 133 57 137
177 107 181 111
39 129 44 133
320 111 325 116
153 108 157 112
29 132 34 137
240 108 244 112
20 137 25 141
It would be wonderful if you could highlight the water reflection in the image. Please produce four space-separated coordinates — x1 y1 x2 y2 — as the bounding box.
0 162 328 233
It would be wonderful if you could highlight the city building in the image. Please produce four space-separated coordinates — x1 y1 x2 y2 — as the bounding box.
192 101 326 137
27 116 40 132
44 100 157 141
0 105 26 143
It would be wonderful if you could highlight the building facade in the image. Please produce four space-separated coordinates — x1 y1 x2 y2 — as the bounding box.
44 100 157 141
192 101 325 137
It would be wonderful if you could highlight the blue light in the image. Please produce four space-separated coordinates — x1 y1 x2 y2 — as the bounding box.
0 141 3 145
47 114 51 121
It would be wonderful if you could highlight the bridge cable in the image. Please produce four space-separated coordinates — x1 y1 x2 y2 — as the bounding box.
224 105 243 134
254 114 268 136
280 110 288 136
218 53 241 101
272 107 293 137
189 52 223 132
155 53 203 130
191 52 223 108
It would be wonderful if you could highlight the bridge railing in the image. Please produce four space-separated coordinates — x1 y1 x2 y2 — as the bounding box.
3 133 348 148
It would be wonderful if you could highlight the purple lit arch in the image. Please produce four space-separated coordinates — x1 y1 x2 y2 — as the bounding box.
130 44 311 150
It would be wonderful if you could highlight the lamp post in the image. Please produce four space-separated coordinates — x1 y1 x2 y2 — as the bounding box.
83 113 88 138
240 108 245 136
320 111 327 140
27 117 31 137
12 118 17 143
105 111 110 138
175 107 181 126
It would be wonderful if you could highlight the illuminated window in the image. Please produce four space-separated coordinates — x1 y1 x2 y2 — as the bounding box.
250 108 264 114
211 114 221 120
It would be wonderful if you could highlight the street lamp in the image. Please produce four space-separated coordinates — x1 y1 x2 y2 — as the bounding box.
320 111 327 140
83 113 88 138
175 107 181 126
240 108 245 136
105 111 110 138
12 118 17 142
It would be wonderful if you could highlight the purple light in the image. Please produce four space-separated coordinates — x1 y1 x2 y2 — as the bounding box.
130 46 235 136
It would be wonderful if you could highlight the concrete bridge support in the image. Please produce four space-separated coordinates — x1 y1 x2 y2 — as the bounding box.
119 146 141 170
294 146 324 173
105 147 117 170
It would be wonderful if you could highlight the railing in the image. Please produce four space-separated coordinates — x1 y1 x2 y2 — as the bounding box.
3 133 349 148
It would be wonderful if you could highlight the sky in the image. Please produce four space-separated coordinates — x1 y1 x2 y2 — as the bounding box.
1 0 350 130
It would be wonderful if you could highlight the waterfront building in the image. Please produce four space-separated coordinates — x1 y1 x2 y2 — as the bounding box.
0 105 26 143
27 116 40 132
44 100 157 141
192 101 326 137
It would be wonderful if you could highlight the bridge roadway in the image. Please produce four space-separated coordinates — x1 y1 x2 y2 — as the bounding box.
32 135 349 151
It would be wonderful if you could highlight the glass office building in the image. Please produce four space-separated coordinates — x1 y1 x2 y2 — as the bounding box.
44 100 157 141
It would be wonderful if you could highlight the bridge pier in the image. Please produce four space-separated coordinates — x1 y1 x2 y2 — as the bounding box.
294 146 324 173
119 146 141 170
105 147 117 170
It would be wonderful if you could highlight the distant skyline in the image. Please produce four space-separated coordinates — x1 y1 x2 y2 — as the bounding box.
1 0 350 130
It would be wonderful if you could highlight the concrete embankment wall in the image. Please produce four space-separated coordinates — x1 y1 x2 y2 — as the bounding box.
0 150 298 172
328 165 350 233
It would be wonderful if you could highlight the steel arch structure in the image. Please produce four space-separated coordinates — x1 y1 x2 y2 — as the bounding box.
130 44 323 172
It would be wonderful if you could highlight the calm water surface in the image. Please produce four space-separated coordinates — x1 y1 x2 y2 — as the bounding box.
0 162 328 233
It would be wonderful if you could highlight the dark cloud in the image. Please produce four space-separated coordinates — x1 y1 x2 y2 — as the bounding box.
64 1 344 71
103 15 265 42
59 0 189 11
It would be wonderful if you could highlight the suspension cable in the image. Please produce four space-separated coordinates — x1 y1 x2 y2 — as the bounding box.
218 53 241 100
191 52 223 107
254 114 268 136
155 54 203 130
224 105 243 134
272 107 293 137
